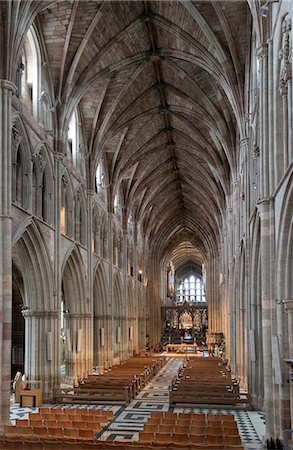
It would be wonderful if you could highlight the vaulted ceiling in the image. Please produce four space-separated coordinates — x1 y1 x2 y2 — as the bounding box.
7 0 250 268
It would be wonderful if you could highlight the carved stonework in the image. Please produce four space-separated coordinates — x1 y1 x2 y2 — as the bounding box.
253 144 260 159
256 43 268 61
12 126 22 147
68 313 92 319
61 173 69 189
279 18 292 97
21 309 59 319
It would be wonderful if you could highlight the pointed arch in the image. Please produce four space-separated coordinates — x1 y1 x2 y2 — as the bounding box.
93 261 108 318
61 170 74 237
12 219 53 311
74 186 87 246
276 173 293 300
61 246 87 314
11 117 32 211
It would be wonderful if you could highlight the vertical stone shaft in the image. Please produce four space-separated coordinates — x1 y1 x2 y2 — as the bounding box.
0 80 16 431
259 198 274 438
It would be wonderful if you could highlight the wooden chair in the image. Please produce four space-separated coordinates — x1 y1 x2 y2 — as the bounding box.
171 433 190 446
224 435 243 446
188 434 206 445
22 436 42 450
156 424 174 433
16 419 30 427
33 426 48 437
144 423 159 432
154 432 172 445
2 436 24 450
73 421 88 430
206 427 223 435
58 419 73 428
63 427 79 440
206 434 224 446
29 419 43 427
79 428 95 440
28 413 41 420
162 417 177 425
17 426 33 436
174 425 190 434
4 425 18 436
44 420 59 428
71 415 83 422
86 421 101 432
138 432 155 443
189 425 205 435
150 412 164 418
206 420 222 428
178 413 193 419
41 439 64 449
48 427 64 439
39 407 52 414
147 418 162 425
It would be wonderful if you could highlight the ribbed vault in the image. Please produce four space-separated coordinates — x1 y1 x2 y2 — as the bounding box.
15 0 248 266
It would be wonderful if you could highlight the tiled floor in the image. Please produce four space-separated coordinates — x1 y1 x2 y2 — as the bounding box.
10 357 265 449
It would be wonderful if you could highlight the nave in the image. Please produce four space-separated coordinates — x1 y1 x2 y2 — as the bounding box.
8 357 265 450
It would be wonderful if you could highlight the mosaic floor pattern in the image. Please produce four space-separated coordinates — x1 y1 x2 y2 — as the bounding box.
9 357 265 450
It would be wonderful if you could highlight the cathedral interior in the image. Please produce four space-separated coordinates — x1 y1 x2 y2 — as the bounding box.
0 0 292 448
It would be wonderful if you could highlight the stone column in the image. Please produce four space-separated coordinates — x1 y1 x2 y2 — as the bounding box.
87 191 94 373
53 152 63 388
21 309 59 402
64 313 92 383
0 80 17 430
283 300 293 428
258 197 274 438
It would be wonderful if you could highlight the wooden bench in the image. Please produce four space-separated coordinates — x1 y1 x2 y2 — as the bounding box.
52 386 131 404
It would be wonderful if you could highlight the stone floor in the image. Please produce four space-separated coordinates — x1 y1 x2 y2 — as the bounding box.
10 357 265 449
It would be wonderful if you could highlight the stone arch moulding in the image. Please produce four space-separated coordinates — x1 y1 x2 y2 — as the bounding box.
276 171 293 300
93 261 109 318
61 245 87 315
12 218 53 312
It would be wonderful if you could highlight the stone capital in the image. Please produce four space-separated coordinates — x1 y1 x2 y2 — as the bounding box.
54 152 64 162
283 299 293 313
67 312 92 319
256 43 268 61
0 79 17 95
21 309 59 319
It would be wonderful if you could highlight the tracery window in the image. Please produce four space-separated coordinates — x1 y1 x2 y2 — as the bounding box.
95 161 106 203
177 274 205 304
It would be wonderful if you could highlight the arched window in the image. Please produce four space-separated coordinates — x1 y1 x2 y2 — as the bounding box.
74 188 86 246
177 274 205 304
95 161 106 203
114 191 122 222
40 91 53 132
15 147 23 206
20 27 40 118
61 172 73 237
67 111 78 164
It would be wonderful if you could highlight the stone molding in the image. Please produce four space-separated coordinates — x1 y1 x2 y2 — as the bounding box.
0 79 17 94
283 299 293 312
65 312 92 319
279 18 292 97
21 309 59 319
256 43 268 61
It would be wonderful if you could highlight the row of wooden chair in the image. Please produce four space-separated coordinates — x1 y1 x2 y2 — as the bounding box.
138 431 243 447
150 411 236 421
38 407 113 418
147 417 237 426
143 423 239 434
0 436 245 450
4 423 99 439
